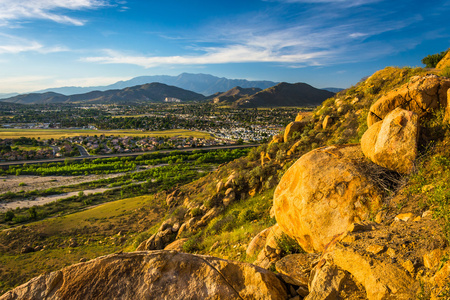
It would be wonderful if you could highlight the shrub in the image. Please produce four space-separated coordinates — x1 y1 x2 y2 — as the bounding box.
422 50 448 68
18 182 26 187
190 207 202 217
4 210 14 222
275 233 305 255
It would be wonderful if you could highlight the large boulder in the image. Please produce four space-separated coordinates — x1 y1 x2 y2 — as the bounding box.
273 145 383 252
361 107 419 174
367 75 450 126
284 121 307 142
1 251 288 300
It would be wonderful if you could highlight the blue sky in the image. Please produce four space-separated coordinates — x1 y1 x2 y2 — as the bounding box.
0 0 449 93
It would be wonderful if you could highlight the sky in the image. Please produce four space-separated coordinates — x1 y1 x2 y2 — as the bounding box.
0 0 449 94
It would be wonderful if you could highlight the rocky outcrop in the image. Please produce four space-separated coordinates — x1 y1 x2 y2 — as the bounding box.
436 50 450 69
254 224 285 268
1 251 288 300
367 75 450 126
283 121 307 142
361 107 419 174
273 145 383 252
246 227 272 257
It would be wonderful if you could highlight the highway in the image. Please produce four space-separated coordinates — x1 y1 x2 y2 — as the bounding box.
0 144 259 167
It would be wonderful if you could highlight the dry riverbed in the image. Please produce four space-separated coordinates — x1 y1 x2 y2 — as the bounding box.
0 173 126 194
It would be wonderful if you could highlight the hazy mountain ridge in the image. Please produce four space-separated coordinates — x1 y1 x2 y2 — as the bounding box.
30 73 279 96
0 83 205 104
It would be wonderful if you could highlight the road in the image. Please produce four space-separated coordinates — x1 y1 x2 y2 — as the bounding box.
75 144 90 157
0 144 259 167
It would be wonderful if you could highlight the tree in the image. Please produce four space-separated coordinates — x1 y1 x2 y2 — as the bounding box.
28 207 37 219
422 50 448 68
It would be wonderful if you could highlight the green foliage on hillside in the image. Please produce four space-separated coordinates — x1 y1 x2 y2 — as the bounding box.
422 49 449 68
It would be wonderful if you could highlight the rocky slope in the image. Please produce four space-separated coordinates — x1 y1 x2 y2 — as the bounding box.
2 57 450 299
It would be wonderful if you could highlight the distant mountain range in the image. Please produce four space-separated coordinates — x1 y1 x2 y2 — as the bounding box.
232 82 335 108
32 73 279 96
1 83 205 105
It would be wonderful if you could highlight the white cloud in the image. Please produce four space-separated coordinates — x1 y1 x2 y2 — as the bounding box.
0 75 53 93
0 0 109 26
0 33 68 54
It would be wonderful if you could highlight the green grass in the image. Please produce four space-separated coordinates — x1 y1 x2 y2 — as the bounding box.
0 128 213 139
0 194 165 293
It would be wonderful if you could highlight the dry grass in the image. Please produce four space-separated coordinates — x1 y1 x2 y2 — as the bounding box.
0 129 213 139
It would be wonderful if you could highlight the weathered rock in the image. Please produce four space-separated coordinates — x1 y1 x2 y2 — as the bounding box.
431 260 450 288
0 251 288 300
269 134 284 145
254 224 285 268
284 121 306 143
394 213 414 222
305 261 347 300
246 227 272 257
163 238 188 251
225 174 236 188
273 145 383 252
322 115 332 129
216 181 224 193
275 253 318 287
287 140 303 156
331 244 418 300
136 228 174 251
295 113 304 122
20 245 34 254
436 50 450 69
196 206 222 227
367 74 450 126
165 190 179 207
366 244 385 255
361 107 419 174
423 249 443 270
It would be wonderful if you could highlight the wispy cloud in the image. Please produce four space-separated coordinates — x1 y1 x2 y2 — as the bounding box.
82 0 441 69
0 33 68 54
0 0 110 26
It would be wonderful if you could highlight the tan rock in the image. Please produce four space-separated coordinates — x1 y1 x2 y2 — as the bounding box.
269 134 284 145
366 244 385 255
0 251 288 300
287 140 303 156
254 224 285 268
423 249 443 269
331 244 418 300
401 260 415 274
305 261 347 300
361 107 419 174
275 253 318 287
225 174 236 188
436 50 450 69
273 145 383 252
322 115 332 129
386 247 396 258
164 238 188 251
394 213 414 222
196 206 222 227
216 181 224 193
246 227 271 257
295 113 304 122
284 121 306 142
367 74 450 126
431 260 450 287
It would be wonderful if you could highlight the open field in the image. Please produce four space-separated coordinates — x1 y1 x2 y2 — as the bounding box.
0 129 213 139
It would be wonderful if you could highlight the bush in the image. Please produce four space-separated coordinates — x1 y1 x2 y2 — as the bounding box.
275 233 305 255
422 50 448 68
4 210 14 222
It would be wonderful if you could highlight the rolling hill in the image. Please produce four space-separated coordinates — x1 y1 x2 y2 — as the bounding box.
0 83 206 104
232 82 335 107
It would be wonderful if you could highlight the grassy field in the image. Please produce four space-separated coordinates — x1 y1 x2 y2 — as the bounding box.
0 129 213 139
0 194 166 293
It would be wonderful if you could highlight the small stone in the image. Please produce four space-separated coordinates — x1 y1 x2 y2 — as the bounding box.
366 244 385 255
21 245 35 254
422 210 433 218
375 211 386 223
421 184 435 193
413 216 421 222
402 260 415 274
79 258 88 262
296 286 309 297
394 213 414 222
423 249 442 269
341 234 356 244
386 248 396 257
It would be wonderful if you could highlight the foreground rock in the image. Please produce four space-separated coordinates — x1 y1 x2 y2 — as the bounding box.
361 107 419 174
1 251 288 300
273 145 383 252
367 74 450 126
